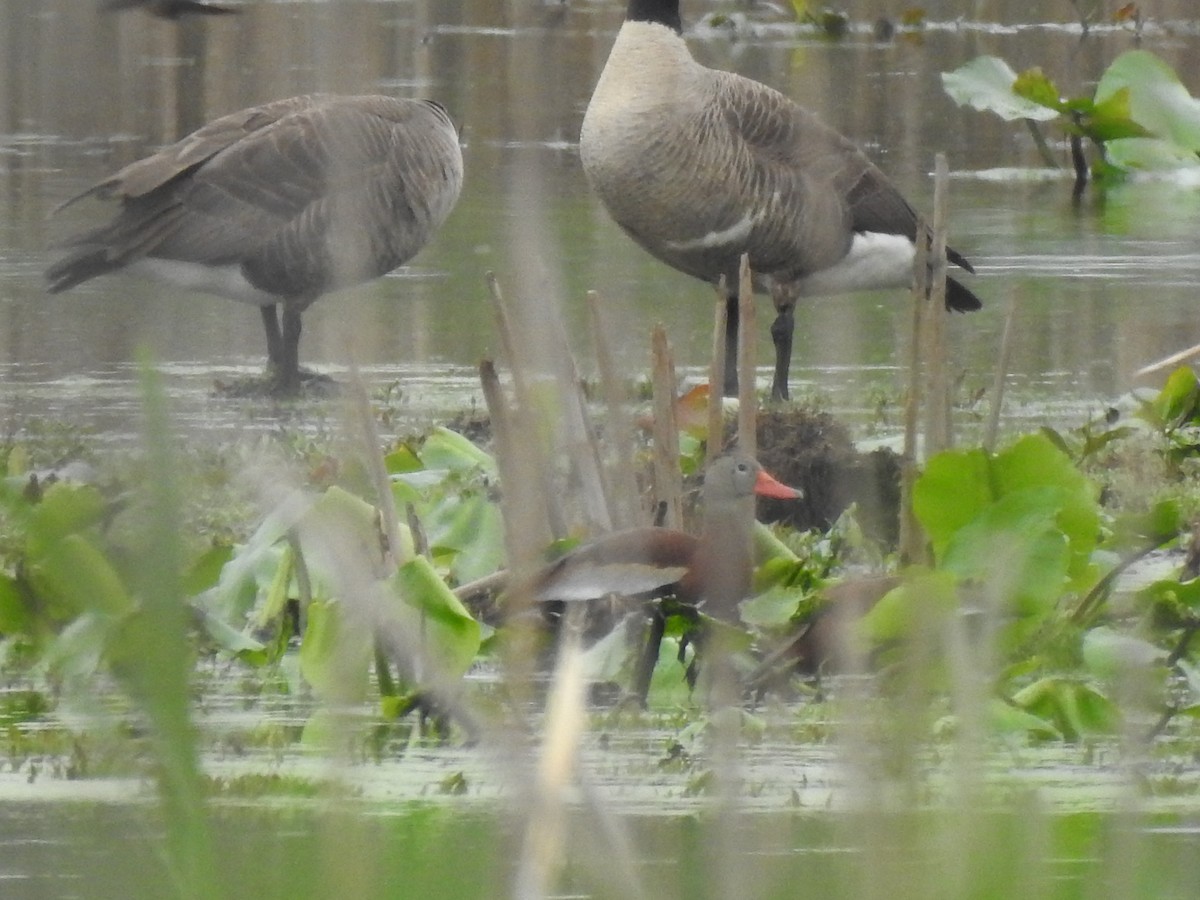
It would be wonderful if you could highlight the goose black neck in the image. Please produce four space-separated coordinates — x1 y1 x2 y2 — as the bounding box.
626 0 682 33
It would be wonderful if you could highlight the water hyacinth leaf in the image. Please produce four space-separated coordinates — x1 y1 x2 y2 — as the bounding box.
1081 626 1165 679
989 434 1100 582
1095 50 1200 152
911 447 992 560
987 699 1063 741
1010 676 1118 740
391 555 481 682
1082 87 1150 142
42 611 111 687
300 599 372 704
942 56 1061 121
940 492 1070 617
254 540 295 629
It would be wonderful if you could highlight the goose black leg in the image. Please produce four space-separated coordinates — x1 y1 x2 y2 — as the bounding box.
723 294 740 397
260 304 283 368
769 285 797 402
278 306 303 393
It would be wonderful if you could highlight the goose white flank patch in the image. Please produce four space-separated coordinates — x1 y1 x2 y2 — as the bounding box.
46 94 463 394
579 0 982 401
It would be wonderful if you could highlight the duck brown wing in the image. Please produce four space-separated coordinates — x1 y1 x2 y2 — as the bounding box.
535 528 696 602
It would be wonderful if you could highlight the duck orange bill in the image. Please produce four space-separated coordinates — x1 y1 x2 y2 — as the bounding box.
754 468 802 500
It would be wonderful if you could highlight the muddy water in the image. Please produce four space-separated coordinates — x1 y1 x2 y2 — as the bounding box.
2 1 1200 447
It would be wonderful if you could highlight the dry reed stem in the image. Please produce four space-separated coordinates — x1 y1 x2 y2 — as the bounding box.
984 294 1019 453
345 369 405 572
650 325 683 529
736 254 757 457
924 154 951 455
587 289 642 528
707 281 729 465
899 217 929 564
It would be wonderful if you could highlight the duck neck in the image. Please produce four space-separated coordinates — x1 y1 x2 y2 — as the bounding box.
626 0 682 33
693 496 755 621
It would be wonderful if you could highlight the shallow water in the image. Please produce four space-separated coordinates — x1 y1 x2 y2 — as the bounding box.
2 1 1200 449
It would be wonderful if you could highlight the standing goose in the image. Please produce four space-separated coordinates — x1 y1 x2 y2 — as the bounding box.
46 94 463 393
579 0 982 400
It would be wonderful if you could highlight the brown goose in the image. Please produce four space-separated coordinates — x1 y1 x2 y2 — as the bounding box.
46 94 463 393
579 0 982 401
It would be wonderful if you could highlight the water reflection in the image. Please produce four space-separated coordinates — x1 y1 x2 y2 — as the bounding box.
2 0 1200 446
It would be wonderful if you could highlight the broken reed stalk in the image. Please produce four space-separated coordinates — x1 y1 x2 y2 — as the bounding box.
346 369 406 571
483 272 569 539
736 254 757 457
587 290 642 528
650 325 683 529
545 297 614 533
707 278 729 466
479 358 553 563
983 294 1019 454
1134 340 1200 379
899 216 929 564
923 153 952 455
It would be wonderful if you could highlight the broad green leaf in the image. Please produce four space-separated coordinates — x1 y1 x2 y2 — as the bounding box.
859 569 958 645
425 492 506 585
987 699 1063 741
181 543 234 598
25 482 107 553
942 56 1061 122
384 443 424 475
1095 50 1200 152
0 574 31 634
739 586 803 629
990 434 1100 581
1105 137 1200 171
940 491 1070 617
32 533 133 618
300 599 372 704
1011 676 1118 740
1012 67 1064 113
391 555 481 682
1141 366 1200 428
912 447 992 559
419 427 497 475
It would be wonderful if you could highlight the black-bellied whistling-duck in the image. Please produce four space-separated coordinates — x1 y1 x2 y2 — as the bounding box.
578 0 981 400
46 94 463 394
535 453 801 700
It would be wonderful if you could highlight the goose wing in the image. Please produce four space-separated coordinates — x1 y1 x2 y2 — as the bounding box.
51 96 463 299
535 528 697 602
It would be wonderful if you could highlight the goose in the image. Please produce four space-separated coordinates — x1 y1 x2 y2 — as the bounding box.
46 94 463 393
101 0 240 17
535 452 800 700
579 0 982 401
